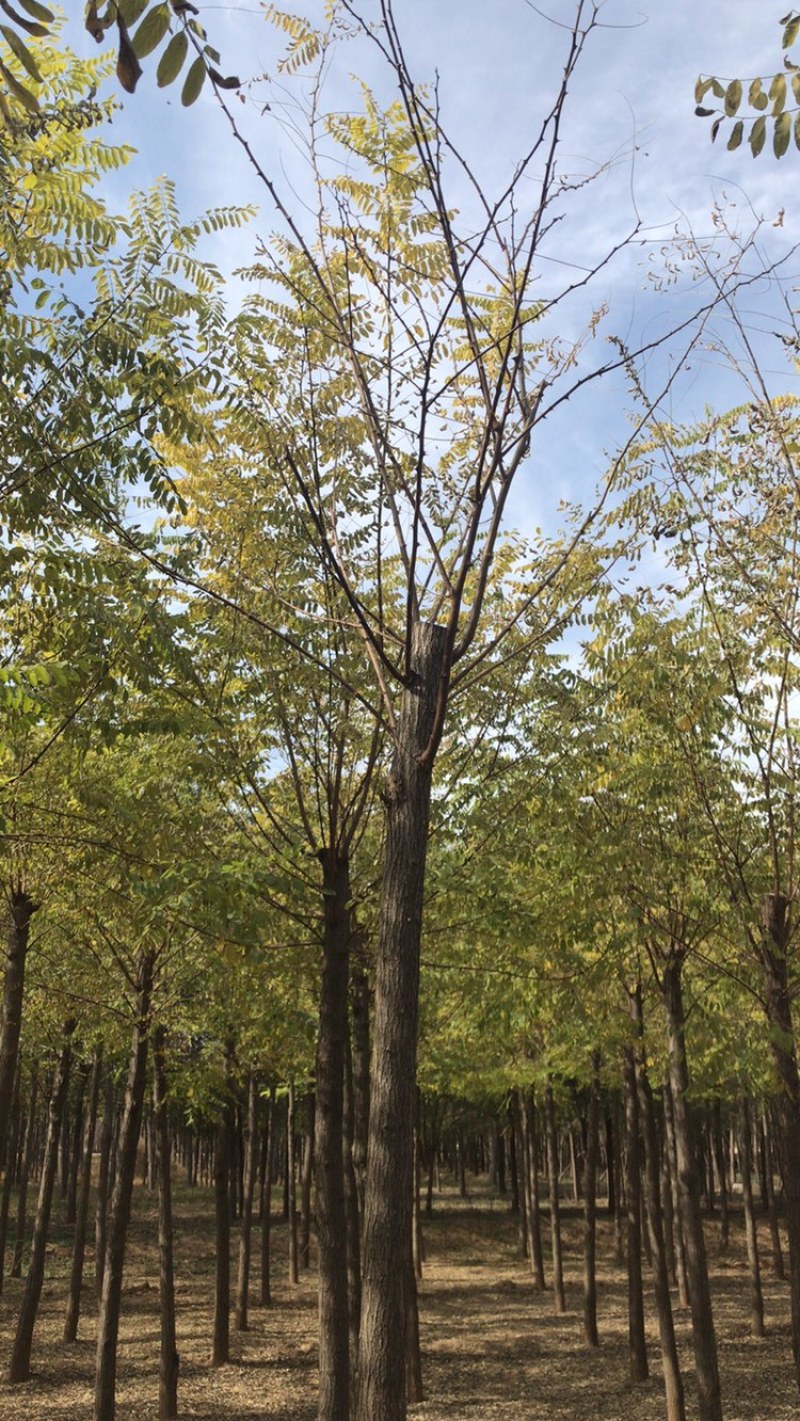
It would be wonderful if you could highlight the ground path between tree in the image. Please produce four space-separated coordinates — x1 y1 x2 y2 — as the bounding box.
0 1182 797 1419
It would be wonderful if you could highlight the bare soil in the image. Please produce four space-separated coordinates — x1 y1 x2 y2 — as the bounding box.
0 1180 796 1419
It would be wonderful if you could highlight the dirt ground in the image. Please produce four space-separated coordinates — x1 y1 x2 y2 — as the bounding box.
0 1181 797 1420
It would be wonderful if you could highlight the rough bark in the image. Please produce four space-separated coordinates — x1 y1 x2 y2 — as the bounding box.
663 950 722 1421
94 952 154 1421
623 1044 648 1383
349 956 370 1220
739 1096 764 1338
314 846 354 1419
761 1109 785 1280
287 1083 299 1285
153 1027 178 1419
583 1055 600 1347
212 1043 234 1368
259 1085 275 1307
356 621 447 1421
663 1082 690 1307
631 990 685 1421
8 1020 74 1383
0 892 35 1172
760 893 800 1385
344 1037 362 1384
545 1083 566 1313
711 1101 729 1251
0 1068 21 1295
235 1071 258 1333
11 1071 37 1279
299 1092 314 1270
64 1048 101 1342
521 1089 545 1288
94 1066 116 1299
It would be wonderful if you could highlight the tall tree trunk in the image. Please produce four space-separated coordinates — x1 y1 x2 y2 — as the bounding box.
663 949 722 1421
153 1027 178 1419
663 1083 690 1307
95 1066 116 1299
212 1042 234 1368
356 620 447 1421
521 1089 545 1288
11 1071 37 1279
235 1071 258 1332
349 955 370 1220
94 951 154 1421
65 1064 89 1226
8 1019 74 1383
545 1083 566 1313
760 893 800 1385
64 1048 101 1342
632 990 685 1421
0 892 35 1173
583 1054 600 1347
761 1109 785 1280
315 844 351 1421
260 1085 275 1307
344 1037 362 1385
299 1092 314 1270
623 1044 648 1383
711 1101 729 1251
0 1068 21 1295
739 1096 765 1338
287 1083 299 1285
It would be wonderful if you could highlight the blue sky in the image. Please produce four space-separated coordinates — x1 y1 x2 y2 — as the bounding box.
62 2 800 536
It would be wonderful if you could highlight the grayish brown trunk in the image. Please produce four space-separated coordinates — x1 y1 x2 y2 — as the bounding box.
545 1083 565 1313
212 1042 233 1367
235 1071 258 1332
260 1085 275 1306
153 1027 178 1419
583 1055 599 1347
356 621 447 1421
631 990 685 1421
94 952 154 1421
760 893 800 1384
663 951 722 1421
623 1044 648 1383
0 892 35 1172
8 1020 74 1383
64 1048 101 1342
316 848 352 1421
739 1096 764 1338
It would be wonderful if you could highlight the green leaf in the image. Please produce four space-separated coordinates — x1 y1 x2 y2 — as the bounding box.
16 0 52 22
774 109 791 156
769 72 787 113
726 120 743 152
0 23 41 80
117 0 148 23
750 115 766 157
156 29 187 86
749 78 769 111
0 52 37 108
694 76 713 104
180 53 205 105
132 1 170 58
0 0 46 35
795 111 800 148
723 79 741 116
783 15 800 48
